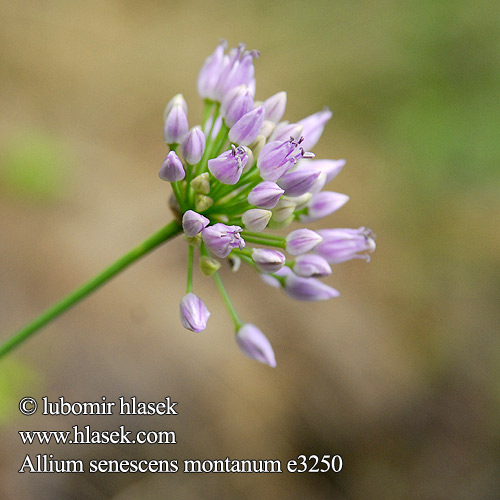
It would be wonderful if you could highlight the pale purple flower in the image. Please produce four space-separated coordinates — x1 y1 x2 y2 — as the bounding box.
208 146 248 185
300 192 349 222
263 91 287 124
271 198 297 224
252 248 286 273
257 138 307 182
278 170 321 197
181 127 206 165
159 151 185 182
259 264 292 288
163 93 187 119
180 293 210 333
298 108 332 150
221 85 254 128
182 210 210 237
163 94 189 144
299 158 346 184
293 254 332 278
215 48 259 101
284 272 339 301
236 323 276 367
202 223 246 258
228 105 265 146
286 228 323 256
314 228 376 264
242 209 272 232
269 122 304 143
248 181 284 209
197 40 227 100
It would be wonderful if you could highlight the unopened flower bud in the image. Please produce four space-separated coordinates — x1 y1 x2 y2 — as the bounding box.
271 198 296 223
236 323 276 367
293 254 332 278
278 170 321 197
284 273 339 301
286 193 312 210
314 228 376 264
302 158 346 183
242 209 272 232
164 94 189 144
185 234 202 248
159 151 185 182
269 122 303 142
182 210 210 237
163 93 187 119
242 146 254 172
248 135 266 158
298 108 332 150
190 172 210 194
300 192 349 222
195 194 213 212
215 47 259 101
263 91 287 124
199 256 221 276
181 126 206 165
202 223 245 258
286 228 323 255
208 146 248 185
251 248 286 273
267 214 294 230
228 105 265 146
259 266 292 288
259 120 275 139
221 85 254 128
197 40 227 100
248 181 284 209
180 293 210 333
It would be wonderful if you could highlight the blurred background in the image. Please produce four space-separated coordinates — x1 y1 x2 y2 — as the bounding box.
1 0 499 498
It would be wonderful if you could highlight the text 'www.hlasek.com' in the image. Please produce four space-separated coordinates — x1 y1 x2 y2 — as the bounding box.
18 396 342 474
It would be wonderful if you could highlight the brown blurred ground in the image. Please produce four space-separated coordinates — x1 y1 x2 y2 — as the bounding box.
1 1 500 499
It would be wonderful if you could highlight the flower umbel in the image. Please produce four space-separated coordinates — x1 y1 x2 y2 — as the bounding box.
160 41 376 366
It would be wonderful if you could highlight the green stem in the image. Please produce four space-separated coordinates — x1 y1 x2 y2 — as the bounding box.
0 220 183 358
186 244 194 293
212 272 243 330
241 233 286 249
171 181 186 212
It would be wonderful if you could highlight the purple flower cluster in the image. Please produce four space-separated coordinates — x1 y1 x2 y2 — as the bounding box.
159 41 375 367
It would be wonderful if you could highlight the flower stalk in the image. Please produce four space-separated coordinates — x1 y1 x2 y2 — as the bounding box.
0 220 182 358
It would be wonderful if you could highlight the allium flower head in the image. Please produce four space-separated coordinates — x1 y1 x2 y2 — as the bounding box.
160 41 375 366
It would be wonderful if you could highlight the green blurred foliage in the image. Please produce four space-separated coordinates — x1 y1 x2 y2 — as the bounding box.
0 360 41 424
0 131 69 201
